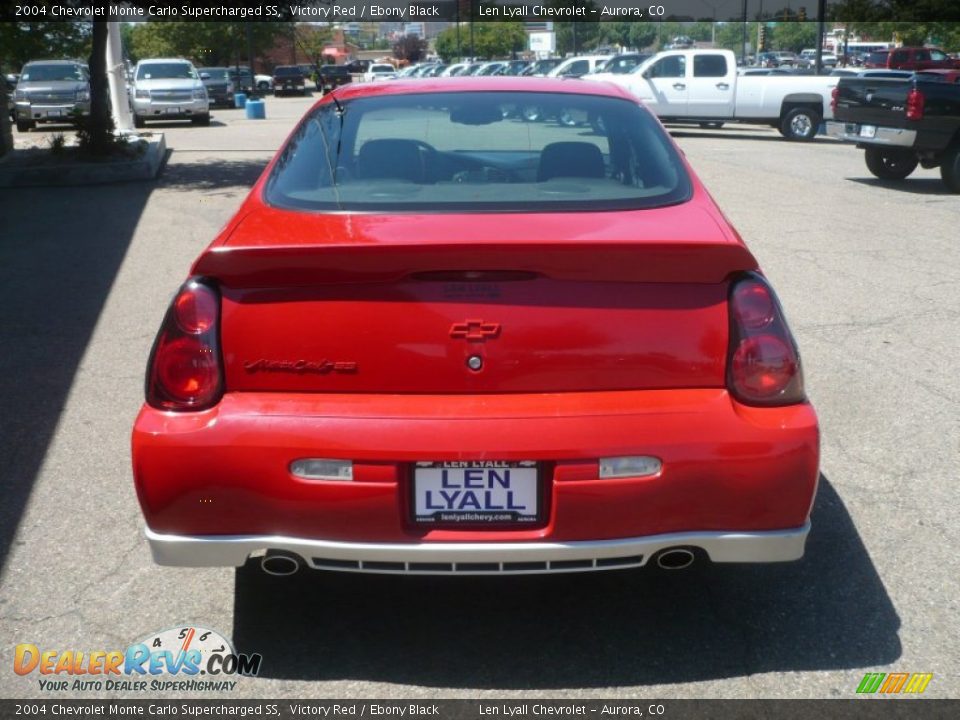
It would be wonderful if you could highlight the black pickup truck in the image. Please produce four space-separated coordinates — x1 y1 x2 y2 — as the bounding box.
316 65 352 94
825 72 960 192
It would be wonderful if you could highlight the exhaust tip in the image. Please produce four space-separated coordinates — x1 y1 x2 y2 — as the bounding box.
655 548 696 570
261 551 302 576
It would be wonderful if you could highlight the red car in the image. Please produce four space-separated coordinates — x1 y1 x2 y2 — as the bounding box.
132 78 819 576
885 46 960 71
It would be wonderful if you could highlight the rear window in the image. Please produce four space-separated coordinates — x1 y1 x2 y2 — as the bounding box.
274 67 303 76
265 91 691 213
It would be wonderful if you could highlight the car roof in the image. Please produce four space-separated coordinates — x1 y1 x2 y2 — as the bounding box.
138 58 192 65
330 76 636 102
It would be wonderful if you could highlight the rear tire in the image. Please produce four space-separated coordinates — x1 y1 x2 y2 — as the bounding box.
939 145 960 193
864 147 919 180
779 107 820 141
16 118 34 132
133 114 145 129
191 113 211 126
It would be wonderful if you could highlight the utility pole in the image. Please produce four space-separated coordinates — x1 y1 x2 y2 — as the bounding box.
741 0 748 64
815 0 826 74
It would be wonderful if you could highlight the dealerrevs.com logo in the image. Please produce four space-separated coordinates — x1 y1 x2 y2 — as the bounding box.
14 626 262 692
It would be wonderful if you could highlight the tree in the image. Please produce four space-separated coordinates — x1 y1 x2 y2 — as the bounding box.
770 22 819 52
0 22 91 71
128 22 287 68
629 23 658 50
394 34 428 64
435 22 528 61
81 19 113 156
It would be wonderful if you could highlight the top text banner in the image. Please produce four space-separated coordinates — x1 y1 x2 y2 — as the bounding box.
2 0 959 23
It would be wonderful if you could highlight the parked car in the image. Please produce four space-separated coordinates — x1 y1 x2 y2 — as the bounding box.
441 62 471 77
5 73 19 122
598 53 653 75
316 65 352 94
272 65 307 95
548 55 612 78
364 64 397 82
885 47 960 71
12 59 90 132
197 67 234 107
589 49 840 141
497 60 531 76
131 58 209 128
132 77 819 577
827 74 960 191
862 50 890 69
522 58 563 76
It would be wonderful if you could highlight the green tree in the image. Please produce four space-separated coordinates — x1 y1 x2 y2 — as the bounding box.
629 23 658 50
770 21 819 52
0 22 91 71
128 22 286 67
394 34 428 64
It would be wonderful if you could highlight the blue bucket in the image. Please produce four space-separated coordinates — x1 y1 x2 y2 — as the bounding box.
245 99 266 120
233 93 247 109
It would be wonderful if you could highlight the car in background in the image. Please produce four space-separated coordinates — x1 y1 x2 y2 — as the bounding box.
441 62 471 77
475 61 507 76
198 67 234 107
131 58 209 127
5 73 18 122
364 63 397 82
497 60 531 76
522 58 563 76
862 50 890 69
132 77 819 577
598 53 653 75
273 66 307 95
885 47 960 71
316 65 352 94
459 62 487 76
422 65 448 77
548 55 612 78
12 59 90 132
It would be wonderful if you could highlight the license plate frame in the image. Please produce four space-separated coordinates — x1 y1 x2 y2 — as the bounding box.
859 124 877 139
411 461 541 526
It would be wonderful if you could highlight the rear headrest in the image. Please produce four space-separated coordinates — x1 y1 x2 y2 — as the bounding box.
538 141 605 181
357 139 426 182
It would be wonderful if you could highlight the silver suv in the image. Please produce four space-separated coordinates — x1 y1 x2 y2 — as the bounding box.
13 60 90 132
131 58 209 127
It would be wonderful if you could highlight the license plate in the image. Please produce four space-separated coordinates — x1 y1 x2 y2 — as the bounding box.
46 109 62 117
413 461 539 525
165 107 181 114
859 124 877 139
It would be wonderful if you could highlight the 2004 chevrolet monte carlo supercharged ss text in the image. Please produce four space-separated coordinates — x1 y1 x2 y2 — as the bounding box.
131 77 819 576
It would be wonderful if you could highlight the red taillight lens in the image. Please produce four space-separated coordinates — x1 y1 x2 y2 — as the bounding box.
906 88 924 121
727 274 805 406
830 86 839 114
147 280 223 411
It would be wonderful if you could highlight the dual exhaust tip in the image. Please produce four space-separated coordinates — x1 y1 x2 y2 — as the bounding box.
259 547 697 575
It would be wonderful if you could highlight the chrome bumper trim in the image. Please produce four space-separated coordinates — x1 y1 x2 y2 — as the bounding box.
145 522 811 574
825 121 917 147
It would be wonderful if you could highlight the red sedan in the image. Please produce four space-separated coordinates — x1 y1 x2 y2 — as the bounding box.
132 78 819 575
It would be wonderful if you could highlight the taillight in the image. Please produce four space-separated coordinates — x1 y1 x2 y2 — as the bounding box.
830 85 838 114
906 88 924 121
146 279 223 411
727 274 805 406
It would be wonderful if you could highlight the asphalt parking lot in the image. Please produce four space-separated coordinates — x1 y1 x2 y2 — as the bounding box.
0 94 957 700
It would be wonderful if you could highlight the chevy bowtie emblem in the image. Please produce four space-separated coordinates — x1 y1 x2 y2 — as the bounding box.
449 319 502 342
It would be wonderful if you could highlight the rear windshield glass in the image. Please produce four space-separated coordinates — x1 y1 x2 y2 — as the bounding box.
137 63 195 80
201 68 229 80
265 91 692 213
275 67 303 76
22 64 87 82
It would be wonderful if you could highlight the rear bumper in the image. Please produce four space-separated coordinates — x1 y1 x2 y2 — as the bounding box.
825 120 917 147
132 389 819 565
146 522 811 573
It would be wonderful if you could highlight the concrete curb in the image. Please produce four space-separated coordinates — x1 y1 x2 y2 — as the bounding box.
0 134 166 187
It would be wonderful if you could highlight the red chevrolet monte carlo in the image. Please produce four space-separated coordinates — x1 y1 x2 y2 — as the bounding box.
132 77 819 576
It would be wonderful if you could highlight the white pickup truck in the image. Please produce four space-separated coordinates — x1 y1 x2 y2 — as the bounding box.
587 49 839 141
